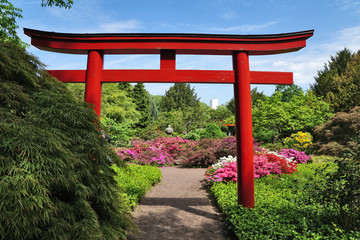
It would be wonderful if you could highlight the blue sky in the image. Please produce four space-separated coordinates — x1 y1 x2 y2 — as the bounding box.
12 0 360 106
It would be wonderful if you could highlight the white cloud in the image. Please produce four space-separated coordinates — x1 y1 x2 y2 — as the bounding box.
99 20 142 33
210 21 278 33
221 11 237 20
334 0 360 14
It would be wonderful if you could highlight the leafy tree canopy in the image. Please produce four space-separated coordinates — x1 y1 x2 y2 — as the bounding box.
160 83 200 112
1 0 74 47
274 84 303 102
310 48 360 112
252 90 334 142
225 87 268 114
41 0 73 8
0 0 23 46
132 83 150 128
66 83 141 124
313 106 360 156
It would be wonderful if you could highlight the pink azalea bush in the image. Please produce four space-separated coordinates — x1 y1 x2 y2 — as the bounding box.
180 138 221 167
204 156 237 183
115 137 191 166
115 137 312 172
204 148 306 184
280 148 312 163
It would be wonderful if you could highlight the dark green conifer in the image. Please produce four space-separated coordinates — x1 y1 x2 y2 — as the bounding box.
160 83 200 112
132 83 150 128
0 41 135 239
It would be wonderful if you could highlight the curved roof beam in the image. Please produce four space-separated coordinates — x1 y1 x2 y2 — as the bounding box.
24 28 314 55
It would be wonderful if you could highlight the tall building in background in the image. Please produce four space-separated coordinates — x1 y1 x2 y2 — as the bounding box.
210 98 218 110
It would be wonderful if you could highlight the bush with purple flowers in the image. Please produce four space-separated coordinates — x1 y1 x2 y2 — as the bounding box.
115 137 191 166
280 148 312 163
115 136 312 170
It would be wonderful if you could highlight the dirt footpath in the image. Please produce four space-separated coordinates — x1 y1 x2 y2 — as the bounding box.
127 167 235 240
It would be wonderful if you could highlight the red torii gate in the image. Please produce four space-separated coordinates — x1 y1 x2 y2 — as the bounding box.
24 28 313 208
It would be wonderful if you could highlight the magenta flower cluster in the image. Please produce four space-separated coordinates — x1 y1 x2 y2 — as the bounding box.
115 137 191 166
212 161 237 182
280 148 312 163
204 147 310 183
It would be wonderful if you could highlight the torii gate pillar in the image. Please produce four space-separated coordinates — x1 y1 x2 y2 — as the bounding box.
233 51 254 207
85 50 104 117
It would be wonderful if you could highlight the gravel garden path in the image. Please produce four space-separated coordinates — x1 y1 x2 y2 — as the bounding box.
127 167 235 240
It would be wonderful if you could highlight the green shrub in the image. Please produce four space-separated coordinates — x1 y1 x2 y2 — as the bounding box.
253 128 278 143
182 128 202 141
210 162 360 239
200 123 226 139
112 164 162 210
262 142 284 151
0 41 135 239
312 106 360 156
309 139 360 230
102 116 136 147
137 125 169 140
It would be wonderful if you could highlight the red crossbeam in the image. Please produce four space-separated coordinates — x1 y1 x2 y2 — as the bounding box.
48 69 292 84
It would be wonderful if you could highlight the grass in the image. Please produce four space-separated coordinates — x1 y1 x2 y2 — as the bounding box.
112 164 162 210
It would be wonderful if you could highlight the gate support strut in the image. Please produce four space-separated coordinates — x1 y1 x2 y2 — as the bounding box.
233 51 255 208
85 50 104 117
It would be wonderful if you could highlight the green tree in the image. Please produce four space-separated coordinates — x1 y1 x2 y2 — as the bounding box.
1 0 74 47
101 83 140 123
200 123 227 139
41 0 74 8
324 51 360 113
251 87 268 107
312 106 360 156
66 83 140 123
132 83 150 128
117 82 133 93
149 95 160 123
252 90 333 142
0 0 23 46
208 105 233 122
310 48 355 112
226 97 235 114
225 87 268 114
160 83 200 112
275 84 303 102
0 41 135 239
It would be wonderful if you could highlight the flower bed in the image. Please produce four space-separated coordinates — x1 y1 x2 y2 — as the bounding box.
204 148 310 183
115 136 311 180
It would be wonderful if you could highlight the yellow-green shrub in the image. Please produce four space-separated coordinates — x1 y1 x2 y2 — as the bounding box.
283 131 313 151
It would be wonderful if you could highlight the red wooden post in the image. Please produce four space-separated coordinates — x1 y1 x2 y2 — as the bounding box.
233 51 255 208
160 49 176 70
85 50 104 117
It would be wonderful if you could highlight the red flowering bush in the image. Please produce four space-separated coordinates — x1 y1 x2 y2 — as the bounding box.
265 152 297 175
214 136 237 159
180 138 220 167
253 154 282 178
204 151 299 184
115 137 191 166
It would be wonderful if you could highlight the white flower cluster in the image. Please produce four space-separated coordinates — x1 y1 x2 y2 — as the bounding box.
212 155 237 170
265 150 294 162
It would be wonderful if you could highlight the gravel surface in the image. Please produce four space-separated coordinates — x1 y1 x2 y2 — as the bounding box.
127 167 235 240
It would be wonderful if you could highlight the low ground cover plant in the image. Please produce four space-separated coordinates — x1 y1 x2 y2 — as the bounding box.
210 156 360 239
112 164 162 210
